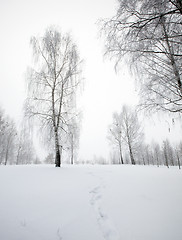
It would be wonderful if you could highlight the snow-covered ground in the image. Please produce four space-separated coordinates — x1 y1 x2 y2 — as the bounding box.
0 164 182 240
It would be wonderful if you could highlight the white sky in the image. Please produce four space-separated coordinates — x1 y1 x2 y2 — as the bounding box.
0 0 181 161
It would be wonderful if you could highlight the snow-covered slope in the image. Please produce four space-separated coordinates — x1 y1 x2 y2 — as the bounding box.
0 164 181 240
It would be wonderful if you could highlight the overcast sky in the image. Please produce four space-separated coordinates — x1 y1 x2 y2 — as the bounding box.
0 0 181 161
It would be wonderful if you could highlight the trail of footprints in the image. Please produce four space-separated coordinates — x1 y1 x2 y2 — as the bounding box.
89 176 121 240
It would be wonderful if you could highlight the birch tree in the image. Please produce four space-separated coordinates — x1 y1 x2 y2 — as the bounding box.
121 106 144 165
108 105 143 165
152 142 161 167
108 112 124 164
0 109 17 165
16 126 36 165
4 119 17 165
101 0 182 113
26 26 82 167
67 118 81 165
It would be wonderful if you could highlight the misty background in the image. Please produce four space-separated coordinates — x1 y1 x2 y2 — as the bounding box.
0 0 181 163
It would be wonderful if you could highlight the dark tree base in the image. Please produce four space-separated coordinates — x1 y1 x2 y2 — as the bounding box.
55 150 61 167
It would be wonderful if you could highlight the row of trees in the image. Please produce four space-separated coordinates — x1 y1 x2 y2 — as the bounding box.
1 27 82 167
108 105 143 165
100 0 182 168
0 108 39 165
108 105 181 168
110 138 182 169
0 103 80 166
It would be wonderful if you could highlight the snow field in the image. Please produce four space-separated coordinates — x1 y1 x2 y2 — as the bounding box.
0 164 181 240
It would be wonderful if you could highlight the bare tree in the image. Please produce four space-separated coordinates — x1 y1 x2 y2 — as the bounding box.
0 109 17 165
175 143 181 169
121 106 144 165
136 144 146 165
108 105 144 165
108 112 124 164
67 118 81 165
176 140 182 169
162 139 178 167
152 142 161 167
16 125 36 165
4 119 17 165
136 143 150 165
162 139 170 168
140 144 153 165
101 0 182 113
26 26 82 167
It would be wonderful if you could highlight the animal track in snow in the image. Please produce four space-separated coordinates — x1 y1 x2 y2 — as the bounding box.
89 180 121 240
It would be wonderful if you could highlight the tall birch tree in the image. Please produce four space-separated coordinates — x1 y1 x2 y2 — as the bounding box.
108 105 144 165
26 26 82 167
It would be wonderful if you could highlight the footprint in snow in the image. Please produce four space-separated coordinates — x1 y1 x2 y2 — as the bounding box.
89 185 121 240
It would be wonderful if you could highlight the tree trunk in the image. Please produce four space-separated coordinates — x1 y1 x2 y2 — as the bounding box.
119 142 124 164
156 155 159 167
142 156 145 165
5 147 9 165
55 130 61 167
146 151 150 165
55 148 61 167
4 137 11 165
176 152 181 170
71 133 74 165
128 143 135 165
16 145 21 165
164 151 169 168
151 155 154 165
